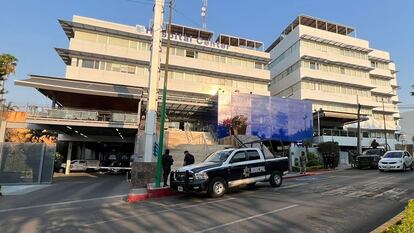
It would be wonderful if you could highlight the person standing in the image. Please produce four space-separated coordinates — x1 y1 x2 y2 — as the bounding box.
299 151 308 174
183 150 195 166
371 139 379 149
162 149 174 187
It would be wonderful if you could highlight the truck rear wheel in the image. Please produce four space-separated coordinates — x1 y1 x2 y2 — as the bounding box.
208 177 226 198
270 171 282 187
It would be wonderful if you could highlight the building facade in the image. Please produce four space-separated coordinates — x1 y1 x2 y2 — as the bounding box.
267 15 401 149
14 15 270 163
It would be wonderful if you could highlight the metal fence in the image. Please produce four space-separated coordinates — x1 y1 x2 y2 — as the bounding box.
0 143 56 185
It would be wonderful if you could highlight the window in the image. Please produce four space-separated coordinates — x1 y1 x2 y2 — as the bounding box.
82 59 95 69
186 50 198 58
247 150 261 161
255 62 264 69
230 151 246 163
310 62 317 70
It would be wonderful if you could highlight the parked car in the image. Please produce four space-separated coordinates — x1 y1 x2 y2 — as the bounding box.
59 160 100 173
378 151 413 172
170 148 289 198
356 148 386 169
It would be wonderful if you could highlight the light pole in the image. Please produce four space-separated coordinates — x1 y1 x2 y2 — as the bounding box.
155 0 174 187
356 96 362 155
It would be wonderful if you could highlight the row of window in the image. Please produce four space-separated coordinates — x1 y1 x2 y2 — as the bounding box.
71 57 267 91
271 61 301 85
372 95 392 104
268 41 300 70
370 131 396 139
370 77 391 86
275 82 301 98
76 31 150 51
160 70 267 91
302 60 369 78
75 30 267 71
301 40 368 60
71 58 149 76
302 80 371 97
313 102 372 115
371 61 389 70
372 113 394 121
167 47 267 70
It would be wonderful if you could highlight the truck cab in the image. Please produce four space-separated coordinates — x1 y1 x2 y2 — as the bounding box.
170 148 289 197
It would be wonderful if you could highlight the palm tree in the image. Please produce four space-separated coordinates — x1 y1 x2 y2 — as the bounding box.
28 129 56 143
2 101 18 111
0 54 18 109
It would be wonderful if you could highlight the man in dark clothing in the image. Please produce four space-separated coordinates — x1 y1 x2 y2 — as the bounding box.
183 150 195 166
162 149 173 187
371 139 379 149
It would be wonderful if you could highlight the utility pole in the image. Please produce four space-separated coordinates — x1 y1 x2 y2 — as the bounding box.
201 0 208 29
357 96 362 155
382 97 388 151
155 0 174 187
143 0 165 163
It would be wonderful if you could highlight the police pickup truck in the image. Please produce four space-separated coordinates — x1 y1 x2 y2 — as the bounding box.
170 148 289 198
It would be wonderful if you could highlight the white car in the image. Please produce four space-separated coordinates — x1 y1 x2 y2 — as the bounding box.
378 151 413 172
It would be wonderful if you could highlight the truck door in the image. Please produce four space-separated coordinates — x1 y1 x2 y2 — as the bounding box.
228 151 247 182
246 150 267 180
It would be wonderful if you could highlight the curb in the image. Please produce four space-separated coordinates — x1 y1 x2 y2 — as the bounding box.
285 172 316 179
127 185 178 203
370 211 405 233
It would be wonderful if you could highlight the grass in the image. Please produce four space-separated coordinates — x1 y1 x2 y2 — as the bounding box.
386 200 414 233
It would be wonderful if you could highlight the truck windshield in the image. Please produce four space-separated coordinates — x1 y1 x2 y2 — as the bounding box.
204 150 233 163
363 149 383 155
383 152 403 158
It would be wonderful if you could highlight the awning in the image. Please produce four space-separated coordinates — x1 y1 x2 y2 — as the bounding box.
15 74 143 99
15 75 217 121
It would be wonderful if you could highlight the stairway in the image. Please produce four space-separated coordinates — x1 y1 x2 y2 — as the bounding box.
166 130 231 171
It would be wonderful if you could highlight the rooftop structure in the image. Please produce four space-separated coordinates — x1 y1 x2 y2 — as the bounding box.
266 15 356 52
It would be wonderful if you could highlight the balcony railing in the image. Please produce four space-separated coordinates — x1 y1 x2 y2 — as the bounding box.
321 129 365 138
27 108 138 124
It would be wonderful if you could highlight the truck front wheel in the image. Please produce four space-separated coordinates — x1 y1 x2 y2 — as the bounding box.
208 177 226 198
270 171 282 187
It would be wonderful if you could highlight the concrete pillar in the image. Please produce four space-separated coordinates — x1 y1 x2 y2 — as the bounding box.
143 0 165 163
65 142 73 175
0 121 6 143
134 100 142 156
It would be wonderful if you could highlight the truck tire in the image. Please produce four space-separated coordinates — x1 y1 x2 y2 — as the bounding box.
208 177 226 198
270 171 282 188
59 168 65 173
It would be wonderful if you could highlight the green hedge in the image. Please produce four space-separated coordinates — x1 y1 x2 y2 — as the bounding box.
387 200 414 233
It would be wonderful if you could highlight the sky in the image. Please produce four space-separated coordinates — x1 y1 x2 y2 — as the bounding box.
0 0 413 110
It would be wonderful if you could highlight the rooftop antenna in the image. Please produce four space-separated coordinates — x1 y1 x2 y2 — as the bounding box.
201 0 207 29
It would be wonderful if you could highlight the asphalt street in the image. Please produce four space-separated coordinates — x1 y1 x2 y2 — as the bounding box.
1 169 413 233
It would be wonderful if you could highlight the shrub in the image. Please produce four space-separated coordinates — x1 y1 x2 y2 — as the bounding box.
387 200 414 233
307 152 321 167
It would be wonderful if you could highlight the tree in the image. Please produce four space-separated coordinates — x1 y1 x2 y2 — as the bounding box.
2 101 18 111
27 129 56 143
0 54 18 108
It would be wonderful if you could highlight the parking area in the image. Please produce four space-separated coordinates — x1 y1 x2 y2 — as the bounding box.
1 169 414 233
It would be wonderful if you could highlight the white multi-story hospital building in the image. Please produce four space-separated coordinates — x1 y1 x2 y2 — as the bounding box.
266 15 401 149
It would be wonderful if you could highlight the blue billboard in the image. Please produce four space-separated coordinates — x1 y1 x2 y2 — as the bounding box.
217 93 313 142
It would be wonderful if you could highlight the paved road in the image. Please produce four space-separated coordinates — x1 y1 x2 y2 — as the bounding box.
1 169 413 233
